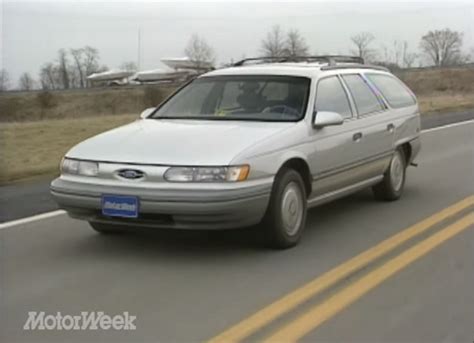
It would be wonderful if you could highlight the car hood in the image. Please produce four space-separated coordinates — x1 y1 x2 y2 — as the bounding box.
67 119 293 165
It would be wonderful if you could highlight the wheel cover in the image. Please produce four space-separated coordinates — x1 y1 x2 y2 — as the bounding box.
390 151 404 192
281 181 304 236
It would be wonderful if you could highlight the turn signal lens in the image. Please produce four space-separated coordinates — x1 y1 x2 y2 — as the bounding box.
227 165 250 181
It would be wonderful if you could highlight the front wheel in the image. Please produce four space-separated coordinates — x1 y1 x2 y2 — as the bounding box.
261 168 307 249
372 148 406 201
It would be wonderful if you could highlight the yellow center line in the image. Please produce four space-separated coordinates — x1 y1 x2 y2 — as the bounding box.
207 196 474 343
264 213 474 343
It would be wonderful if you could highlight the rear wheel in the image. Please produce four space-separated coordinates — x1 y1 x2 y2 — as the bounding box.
89 222 125 234
261 168 307 249
372 148 406 201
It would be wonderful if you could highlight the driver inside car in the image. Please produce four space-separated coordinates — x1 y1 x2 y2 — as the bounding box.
236 81 265 113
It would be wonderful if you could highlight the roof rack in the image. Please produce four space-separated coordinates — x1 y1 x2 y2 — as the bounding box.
232 55 365 67
321 64 389 72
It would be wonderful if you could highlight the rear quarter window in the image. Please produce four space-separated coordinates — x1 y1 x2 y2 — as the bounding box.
341 74 384 116
365 73 417 108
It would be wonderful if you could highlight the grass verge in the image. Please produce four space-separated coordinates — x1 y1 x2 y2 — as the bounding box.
0 114 135 184
418 93 474 114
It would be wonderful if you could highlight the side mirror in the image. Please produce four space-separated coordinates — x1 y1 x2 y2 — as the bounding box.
140 107 156 119
313 111 344 128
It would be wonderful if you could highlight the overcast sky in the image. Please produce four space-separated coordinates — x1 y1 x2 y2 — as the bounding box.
2 0 474 85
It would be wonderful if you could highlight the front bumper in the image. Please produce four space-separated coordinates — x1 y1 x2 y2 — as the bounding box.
50 177 273 229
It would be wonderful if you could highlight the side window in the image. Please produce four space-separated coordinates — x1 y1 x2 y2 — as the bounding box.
366 73 416 108
315 76 352 119
341 74 384 116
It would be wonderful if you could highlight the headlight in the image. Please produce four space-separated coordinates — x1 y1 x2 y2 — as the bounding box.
61 158 99 176
164 165 249 182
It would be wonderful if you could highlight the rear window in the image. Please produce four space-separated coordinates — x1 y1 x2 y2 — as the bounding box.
366 73 416 108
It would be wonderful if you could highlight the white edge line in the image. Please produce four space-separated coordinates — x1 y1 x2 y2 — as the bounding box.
1 118 473 230
422 118 474 133
0 210 65 230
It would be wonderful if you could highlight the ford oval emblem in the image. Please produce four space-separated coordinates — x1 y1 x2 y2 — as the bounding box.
118 169 145 180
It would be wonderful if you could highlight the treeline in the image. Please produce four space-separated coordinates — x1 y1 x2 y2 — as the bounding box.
0 47 138 92
1 47 108 92
257 26 471 70
38 47 108 90
1 27 472 92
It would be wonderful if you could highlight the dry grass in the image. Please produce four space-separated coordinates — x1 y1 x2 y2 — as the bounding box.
0 85 174 122
0 114 136 183
418 92 474 114
397 67 474 95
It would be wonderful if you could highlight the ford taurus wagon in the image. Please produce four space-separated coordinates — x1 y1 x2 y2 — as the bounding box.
51 56 421 248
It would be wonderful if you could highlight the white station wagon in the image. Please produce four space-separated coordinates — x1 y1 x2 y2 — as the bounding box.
51 56 421 248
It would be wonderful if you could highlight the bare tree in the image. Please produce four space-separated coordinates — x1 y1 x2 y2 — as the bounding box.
57 49 70 89
83 46 101 86
380 40 417 68
39 63 58 90
68 64 81 88
420 28 466 66
284 29 309 57
350 32 376 61
393 40 403 66
0 69 10 91
19 72 35 90
37 46 104 89
120 61 138 72
261 25 286 58
70 48 86 88
184 34 215 69
402 41 418 68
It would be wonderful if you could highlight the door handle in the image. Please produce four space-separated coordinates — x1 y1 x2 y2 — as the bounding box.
353 132 363 142
387 123 395 133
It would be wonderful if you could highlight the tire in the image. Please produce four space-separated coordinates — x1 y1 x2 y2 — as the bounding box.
89 222 125 234
372 148 406 201
261 168 307 249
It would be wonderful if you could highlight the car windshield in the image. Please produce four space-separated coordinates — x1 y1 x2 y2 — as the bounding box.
151 75 310 122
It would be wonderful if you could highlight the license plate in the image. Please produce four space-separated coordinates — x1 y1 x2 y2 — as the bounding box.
101 195 139 218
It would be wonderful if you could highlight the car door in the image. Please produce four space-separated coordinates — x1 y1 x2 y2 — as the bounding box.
308 75 370 197
339 73 394 179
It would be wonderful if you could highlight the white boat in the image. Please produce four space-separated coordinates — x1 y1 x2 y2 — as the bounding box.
161 57 213 70
87 70 135 82
87 57 212 86
132 69 192 82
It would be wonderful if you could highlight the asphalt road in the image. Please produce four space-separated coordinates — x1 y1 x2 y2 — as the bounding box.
1 109 473 224
0 121 473 342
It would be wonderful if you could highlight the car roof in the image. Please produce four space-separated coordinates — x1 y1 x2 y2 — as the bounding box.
202 62 390 79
